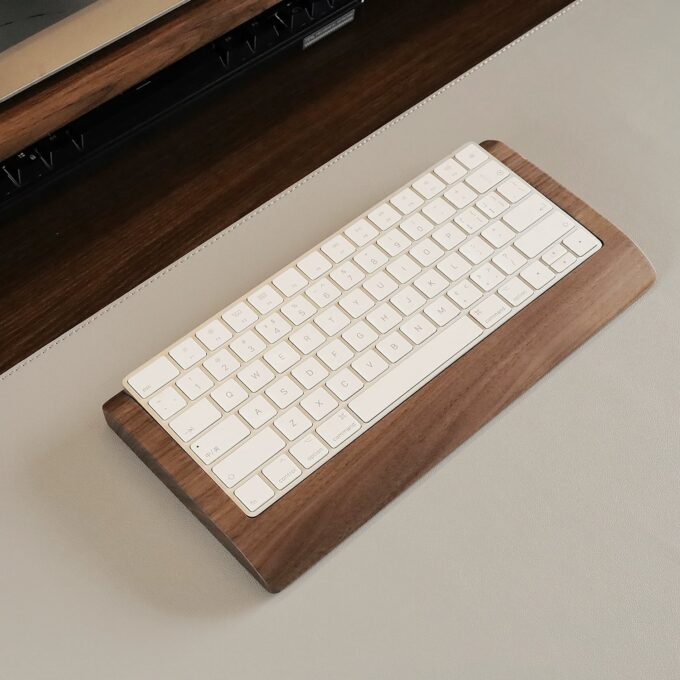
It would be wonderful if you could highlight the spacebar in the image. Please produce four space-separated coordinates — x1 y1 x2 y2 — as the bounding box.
349 316 483 423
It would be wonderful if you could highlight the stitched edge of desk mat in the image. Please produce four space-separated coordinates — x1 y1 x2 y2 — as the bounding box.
1 0 585 382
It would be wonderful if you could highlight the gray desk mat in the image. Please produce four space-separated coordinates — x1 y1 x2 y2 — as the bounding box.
2 1 679 678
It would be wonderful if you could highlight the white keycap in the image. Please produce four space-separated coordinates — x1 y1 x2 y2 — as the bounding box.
275 407 312 441
390 286 426 316
409 238 444 267
412 172 445 199
266 376 303 409
492 246 527 275
376 332 412 363
387 254 422 283
390 187 424 214
400 213 434 240
352 350 388 381
191 415 250 465
366 303 403 333
321 235 355 263
477 192 509 219
448 279 483 308
520 261 556 289
300 388 338 421
349 316 482 422
339 289 374 318
314 305 350 336
272 268 307 298
455 206 488 234
281 295 317 325
149 386 186 420
298 251 332 280
514 211 575 258
551 252 577 272
306 277 341 307
433 157 466 184
290 434 329 468
563 227 601 256
455 143 488 169
422 197 456 224
497 176 530 203
345 218 378 247
444 182 477 209
424 296 459 326
459 236 493 264
316 409 361 448
481 221 514 248
213 427 285 488
367 203 401 230
354 244 388 273
230 330 266 362
330 262 365 290
414 270 449 298
363 271 399 300
317 338 354 370
432 222 466 250
503 194 552 232
342 321 378 352
240 395 277 428
211 379 248 411
255 313 292 344
262 455 302 490
248 284 283 315
400 314 436 345
377 229 412 256
128 356 179 399
498 277 533 307
292 358 329 389
326 369 363 401
203 349 240 381
169 399 221 442
470 294 511 328
234 476 275 512
263 341 299 373
437 252 471 282
169 338 206 370
237 360 274 392
465 160 510 193
222 302 258 333
195 320 232 351
289 324 326 354
541 243 568 265
176 367 213 400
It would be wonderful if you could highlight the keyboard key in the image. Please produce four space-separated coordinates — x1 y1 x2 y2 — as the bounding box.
498 277 533 307
541 243 568 265
292 358 329 389
128 356 179 398
230 330 266 362
563 227 601 256
503 194 552 232
281 295 317 325
248 284 283 314
354 244 388 273
196 320 232 351
290 434 329 468
169 399 221 442
409 238 443 267
400 212 434 240
345 218 378 247
390 286 426 315
203 349 240 381
239 395 277 429
149 386 186 420
412 172 446 199
322 235 355 263
455 207 488 234
437 252 471 282
424 296 459 326
432 222 466 250
481 221 514 248
262 455 302 490
289 324 326 354
191 416 250 465
520 261 556 289
367 203 401 230
387 254 422 283
176 367 213 400
275 407 313 440
551 252 577 272
272 268 307 297
214 428 285 488
352 350 388 381
497 176 531 203
433 157 466 184
465 160 510 193
234 475 275 512
266 376 303 409
342 321 378 351
444 182 477 209
263 341 299 373
390 187 424 214
330 262 364 290
469 294 511 328
339 289 374 318
459 236 493 264
515 211 575 257
298 251 332 279
376 332 412 363
455 143 488 169
492 246 527 275
349 317 482 422
211 379 248 411
170 338 206 370
326 369 363 401
400 314 436 345
222 302 258 333
366 303 402 333
306 278 341 307
422 197 455 224
237 360 274 392
316 409 361 447
448 279 483 308
413 270 448 298
255 313 291 344
363 271 399 300
377 229 412 256
317 338 354 370
314 305 350 336
300 388 338 420
476 192 509 219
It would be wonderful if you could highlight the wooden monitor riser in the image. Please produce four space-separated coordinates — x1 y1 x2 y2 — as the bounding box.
103 141 655 593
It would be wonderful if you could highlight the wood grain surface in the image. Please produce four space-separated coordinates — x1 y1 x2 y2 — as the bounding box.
0 0 280 161
103 141 656 592
0 0 572 375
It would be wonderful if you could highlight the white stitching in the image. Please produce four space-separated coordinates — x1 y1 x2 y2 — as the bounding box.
1 0 584 382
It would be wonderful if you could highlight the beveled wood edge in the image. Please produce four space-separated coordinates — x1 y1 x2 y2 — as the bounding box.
0 0 279 160
103 141 655 592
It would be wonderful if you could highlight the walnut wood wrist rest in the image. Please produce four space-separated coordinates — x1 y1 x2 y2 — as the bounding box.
103 141 655 593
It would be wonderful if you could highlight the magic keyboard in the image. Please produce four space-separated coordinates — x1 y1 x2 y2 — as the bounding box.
124 142 602 516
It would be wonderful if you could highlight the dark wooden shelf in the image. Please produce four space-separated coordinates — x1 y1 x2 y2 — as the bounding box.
0 0 572 373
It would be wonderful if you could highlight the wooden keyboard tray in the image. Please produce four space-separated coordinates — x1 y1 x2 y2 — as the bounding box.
103 141 655 592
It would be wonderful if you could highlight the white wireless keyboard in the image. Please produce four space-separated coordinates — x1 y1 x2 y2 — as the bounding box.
124 142 602 517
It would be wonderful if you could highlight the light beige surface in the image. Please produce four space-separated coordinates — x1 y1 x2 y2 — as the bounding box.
0 0 189 103
1 1 679 678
